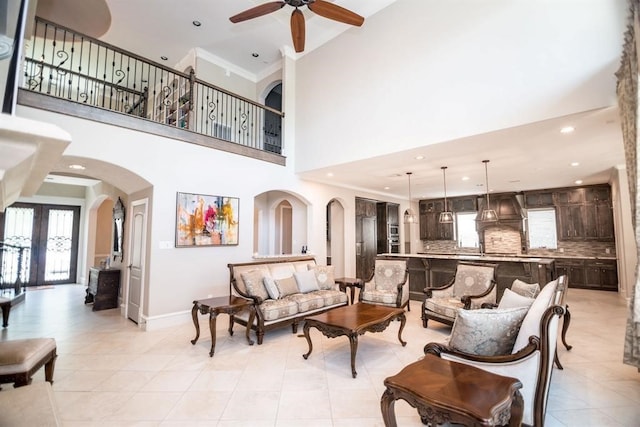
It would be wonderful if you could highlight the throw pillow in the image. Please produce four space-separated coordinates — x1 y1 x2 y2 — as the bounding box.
511 279 540 298
498 288 535 310
310 265 335 290
275 276 299 297
294 270 320 293
512 278 558 353
448 307 528 356
263 276 280 300
240 269 269 301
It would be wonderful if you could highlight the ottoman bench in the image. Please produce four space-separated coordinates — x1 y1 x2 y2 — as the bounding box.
0 338 57 387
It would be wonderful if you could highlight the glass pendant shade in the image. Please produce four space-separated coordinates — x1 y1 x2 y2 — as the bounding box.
439 166 454 224
404 172 417 224
481 160 498 222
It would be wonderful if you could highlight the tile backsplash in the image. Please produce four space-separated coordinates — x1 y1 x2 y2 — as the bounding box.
419 233 616 258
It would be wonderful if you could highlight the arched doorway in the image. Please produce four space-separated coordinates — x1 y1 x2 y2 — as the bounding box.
253 190 308 256
326 199 346 277
264 83 282 154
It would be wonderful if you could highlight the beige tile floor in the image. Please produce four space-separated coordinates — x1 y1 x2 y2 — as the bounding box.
1 284 639 426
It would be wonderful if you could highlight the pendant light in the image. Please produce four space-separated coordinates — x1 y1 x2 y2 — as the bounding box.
480 160 498 222
404 172 417 224
439 166 454 223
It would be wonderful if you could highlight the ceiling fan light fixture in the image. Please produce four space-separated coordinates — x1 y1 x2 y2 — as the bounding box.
404 172 417 224
439 166 454 224
480 160 498 222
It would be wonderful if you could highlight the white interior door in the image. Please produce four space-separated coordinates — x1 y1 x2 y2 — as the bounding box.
127 199 147 324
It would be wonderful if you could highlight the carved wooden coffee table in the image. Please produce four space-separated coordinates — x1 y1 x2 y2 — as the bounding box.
302 303 406 378
381 354 523 427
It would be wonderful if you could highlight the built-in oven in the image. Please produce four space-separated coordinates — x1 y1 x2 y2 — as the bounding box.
389 225 399 235
388 236 400 253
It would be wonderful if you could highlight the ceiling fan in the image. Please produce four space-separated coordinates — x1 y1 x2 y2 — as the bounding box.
229 0 364 53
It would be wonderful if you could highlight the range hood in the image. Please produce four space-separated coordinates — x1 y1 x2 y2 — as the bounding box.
476 192 526 229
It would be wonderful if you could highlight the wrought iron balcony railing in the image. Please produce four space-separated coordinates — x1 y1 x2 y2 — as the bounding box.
22 17 283 155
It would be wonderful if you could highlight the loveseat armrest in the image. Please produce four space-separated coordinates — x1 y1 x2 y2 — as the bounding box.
230 278 263 305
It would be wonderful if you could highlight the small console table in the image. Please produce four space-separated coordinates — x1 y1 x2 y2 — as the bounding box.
191 296 255 357
334 277 363 305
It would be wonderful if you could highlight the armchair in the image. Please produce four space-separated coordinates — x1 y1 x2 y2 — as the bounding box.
421 261 497 328
423 275 567 426
358 257 409 310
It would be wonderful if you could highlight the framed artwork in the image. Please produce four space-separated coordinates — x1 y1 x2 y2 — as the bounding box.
175 192 239 247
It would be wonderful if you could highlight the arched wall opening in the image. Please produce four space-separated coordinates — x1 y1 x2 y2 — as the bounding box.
254 190 308 256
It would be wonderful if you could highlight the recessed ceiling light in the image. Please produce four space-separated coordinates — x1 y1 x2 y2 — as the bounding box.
384 186 390 190
462 176 470 181
327 172 334 177
560 126 575 134
192 20 201 27
68 164 85 170
570 162 580 167
575 180 583 185
252 52 259 58
415 155 424 160
160 56 168 61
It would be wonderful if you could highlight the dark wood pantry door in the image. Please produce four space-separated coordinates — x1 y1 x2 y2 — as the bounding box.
0 203 81 286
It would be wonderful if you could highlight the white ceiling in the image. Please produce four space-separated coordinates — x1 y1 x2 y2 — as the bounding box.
39 0 628 201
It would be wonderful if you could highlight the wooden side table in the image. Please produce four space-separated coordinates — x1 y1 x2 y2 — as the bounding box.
381 354 523 426
334 277 363 305
191 296 255 357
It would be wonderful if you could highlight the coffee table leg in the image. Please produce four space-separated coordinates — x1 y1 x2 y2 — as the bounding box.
302 321 313 360
349 333 359 378
190 303 200 345
246 305 255 346
208 311 218 357
380 388 398 427
397 313 407 347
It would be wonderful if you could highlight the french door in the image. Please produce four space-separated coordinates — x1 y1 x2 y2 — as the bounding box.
0 203 81 286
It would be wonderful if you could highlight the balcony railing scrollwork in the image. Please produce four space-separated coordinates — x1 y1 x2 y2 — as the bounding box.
22 17 283 154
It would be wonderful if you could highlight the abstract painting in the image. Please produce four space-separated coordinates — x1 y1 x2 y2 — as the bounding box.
175 192 239 247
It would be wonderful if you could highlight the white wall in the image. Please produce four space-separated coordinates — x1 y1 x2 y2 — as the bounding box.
293 0 627 172
16 104 407 329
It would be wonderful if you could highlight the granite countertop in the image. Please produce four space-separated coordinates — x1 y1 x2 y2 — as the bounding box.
382 253 617 262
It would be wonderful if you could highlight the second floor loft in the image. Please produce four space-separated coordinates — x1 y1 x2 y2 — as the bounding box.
7 16 285 161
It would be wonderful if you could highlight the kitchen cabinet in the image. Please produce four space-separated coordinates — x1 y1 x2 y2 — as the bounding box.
377 202 399 254
450 196 477 212
419 199 453 241
555 185 613 241
555 258 617 291
356 198 377 279
523 191 554 208
407 257 429 301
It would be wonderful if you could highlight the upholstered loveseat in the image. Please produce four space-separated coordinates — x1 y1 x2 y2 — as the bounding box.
228 256 348 345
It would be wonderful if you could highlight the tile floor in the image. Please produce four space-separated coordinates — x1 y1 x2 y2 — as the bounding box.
1 284 639 426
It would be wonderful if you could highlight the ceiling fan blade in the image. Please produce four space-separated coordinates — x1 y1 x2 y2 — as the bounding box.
291 8 306 53
229 1 286 23
308 0 364 26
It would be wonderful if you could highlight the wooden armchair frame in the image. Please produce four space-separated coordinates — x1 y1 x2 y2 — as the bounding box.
422 261 498 327
359 257 410 310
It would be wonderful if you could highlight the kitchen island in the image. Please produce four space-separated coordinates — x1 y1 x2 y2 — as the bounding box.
382 253 556 301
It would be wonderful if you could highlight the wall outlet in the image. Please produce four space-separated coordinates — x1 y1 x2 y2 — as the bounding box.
559 248 564 253
605 248 611 254
159 241 173 249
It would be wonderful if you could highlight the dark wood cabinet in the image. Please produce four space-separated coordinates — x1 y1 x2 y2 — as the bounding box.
555 258 617 291
85 268 121 311
523 191 554 208
356 198 377 280
556 185 613 241
419 200 453 241
377 202 399 254
450 196 477 212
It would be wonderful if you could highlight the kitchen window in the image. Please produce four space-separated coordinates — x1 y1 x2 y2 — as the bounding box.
527 208 558 249
456 212 479 249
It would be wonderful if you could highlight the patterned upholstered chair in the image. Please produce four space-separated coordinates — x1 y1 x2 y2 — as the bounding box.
358 258 410 310
421 261 497 328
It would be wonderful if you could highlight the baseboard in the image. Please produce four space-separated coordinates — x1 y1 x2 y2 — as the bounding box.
141 309 192 331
